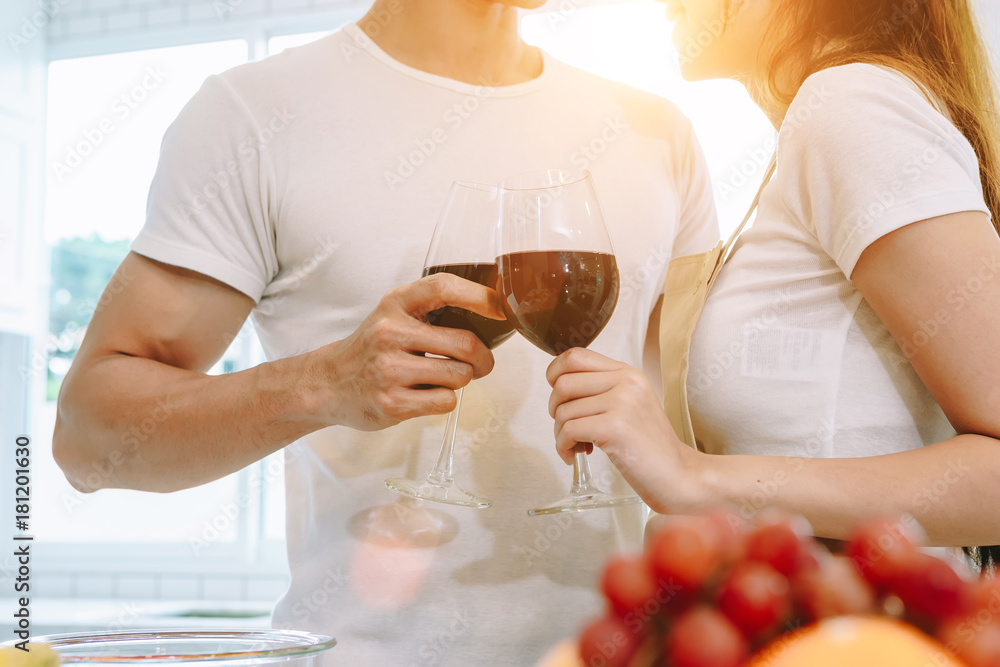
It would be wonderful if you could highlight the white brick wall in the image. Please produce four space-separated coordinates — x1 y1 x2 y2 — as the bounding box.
34 570 289 602
46 0 367 46
42 0 637 49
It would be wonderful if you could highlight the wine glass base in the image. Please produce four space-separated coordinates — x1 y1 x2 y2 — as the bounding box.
385 477 493 509
527 491 643 516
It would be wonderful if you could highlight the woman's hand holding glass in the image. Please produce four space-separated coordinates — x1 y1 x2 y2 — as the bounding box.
545 347 703 515
497 169 643 515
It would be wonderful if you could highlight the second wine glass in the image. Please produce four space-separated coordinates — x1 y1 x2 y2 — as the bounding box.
496 169 642 516
385 181 515 509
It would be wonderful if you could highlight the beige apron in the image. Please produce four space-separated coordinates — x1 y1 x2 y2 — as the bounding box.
659 159 776 451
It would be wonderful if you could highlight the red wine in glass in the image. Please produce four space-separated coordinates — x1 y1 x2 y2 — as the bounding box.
423 263 515 349
495 250 618 356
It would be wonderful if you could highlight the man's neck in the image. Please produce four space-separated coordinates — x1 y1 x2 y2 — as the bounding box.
356 0 543 87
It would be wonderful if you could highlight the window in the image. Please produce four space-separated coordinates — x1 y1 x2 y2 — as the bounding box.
37 40 282 581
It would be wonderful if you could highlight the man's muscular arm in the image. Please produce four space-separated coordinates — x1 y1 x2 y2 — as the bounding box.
54 252 501 493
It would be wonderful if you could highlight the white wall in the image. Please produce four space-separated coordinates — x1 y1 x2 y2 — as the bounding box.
45 0 368 59
1 0 47 334
0 0 47 639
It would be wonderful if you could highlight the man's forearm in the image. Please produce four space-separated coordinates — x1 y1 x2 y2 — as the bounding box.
53 350 327 493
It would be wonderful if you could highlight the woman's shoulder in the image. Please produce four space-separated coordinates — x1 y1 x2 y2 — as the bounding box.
800 62 922 93
774 62 984 276
781 63 952 144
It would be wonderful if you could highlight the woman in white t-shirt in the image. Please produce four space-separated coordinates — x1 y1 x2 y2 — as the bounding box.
546 0 1000 571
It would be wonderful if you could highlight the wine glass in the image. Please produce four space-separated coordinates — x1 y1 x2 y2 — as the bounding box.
496 169 642 516
385 181 515 509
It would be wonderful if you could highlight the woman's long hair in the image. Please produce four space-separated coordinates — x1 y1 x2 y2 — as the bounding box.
757 0 1000 235
749 0 1000 573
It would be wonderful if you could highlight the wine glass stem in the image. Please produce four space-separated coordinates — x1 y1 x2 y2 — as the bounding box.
427 387 465 485
571 447 598 496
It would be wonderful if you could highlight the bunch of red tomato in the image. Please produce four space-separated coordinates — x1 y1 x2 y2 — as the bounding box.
579 511 1000 667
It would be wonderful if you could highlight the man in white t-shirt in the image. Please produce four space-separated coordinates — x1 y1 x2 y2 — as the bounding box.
54 1 718 663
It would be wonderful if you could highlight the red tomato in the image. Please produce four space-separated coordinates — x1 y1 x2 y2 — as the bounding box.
794 555 876 621
701 508 749 564
716 561 792 640
846 517 920 592
648 520 722 594
601 555 659 624
745 523 806 579
892 553 966 621
665 606 749 667
578 615 639 667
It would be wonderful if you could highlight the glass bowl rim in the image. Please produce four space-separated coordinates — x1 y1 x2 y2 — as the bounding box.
6 629 337 664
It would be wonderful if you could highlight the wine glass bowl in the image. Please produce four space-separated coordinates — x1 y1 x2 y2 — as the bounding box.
496 169 642 516
424 262 515 350
385 181 512 509
496 250 619 356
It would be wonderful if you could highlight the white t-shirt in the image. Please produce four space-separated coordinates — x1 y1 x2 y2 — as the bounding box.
132 24 718 665
689 63 990 460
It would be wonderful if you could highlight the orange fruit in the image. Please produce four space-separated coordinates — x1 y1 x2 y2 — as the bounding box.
747 616 966 667
0 644 61 667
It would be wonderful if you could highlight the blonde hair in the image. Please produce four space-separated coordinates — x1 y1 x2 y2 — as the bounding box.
759 0 1000 237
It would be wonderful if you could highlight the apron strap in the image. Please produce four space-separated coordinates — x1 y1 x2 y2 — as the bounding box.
713 156 778 280
659 153 777 451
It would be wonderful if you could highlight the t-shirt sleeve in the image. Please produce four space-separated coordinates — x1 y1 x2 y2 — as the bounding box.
671 119 722 258
131 74 278 301
777 64 990 279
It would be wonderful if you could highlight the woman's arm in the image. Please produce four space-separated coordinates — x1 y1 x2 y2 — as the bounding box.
547 210 1000 546
692 435 998 546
